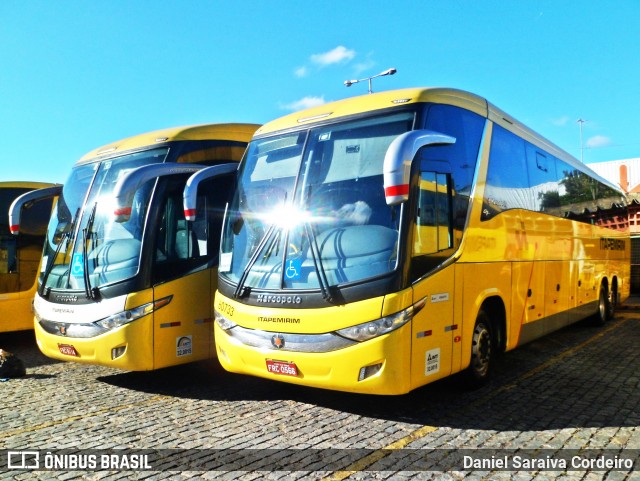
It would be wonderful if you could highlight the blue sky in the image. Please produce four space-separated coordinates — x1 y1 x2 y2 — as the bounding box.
2 1 639 184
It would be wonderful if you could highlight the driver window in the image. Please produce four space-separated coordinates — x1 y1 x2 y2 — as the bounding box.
411 171 454 281
152 175 234 284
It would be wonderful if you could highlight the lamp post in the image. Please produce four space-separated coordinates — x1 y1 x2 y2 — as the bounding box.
577 118 588 163
344 68 397 94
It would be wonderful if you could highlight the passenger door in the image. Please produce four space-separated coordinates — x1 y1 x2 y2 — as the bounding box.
410 171 456 388
151 175 234 368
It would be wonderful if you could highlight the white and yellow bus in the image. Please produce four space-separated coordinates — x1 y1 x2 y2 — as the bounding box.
10 124 258 370
212 88 629 395
0 182 58 332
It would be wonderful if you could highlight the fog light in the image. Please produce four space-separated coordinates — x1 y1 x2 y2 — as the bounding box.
358 363 383 381
111 346 126 360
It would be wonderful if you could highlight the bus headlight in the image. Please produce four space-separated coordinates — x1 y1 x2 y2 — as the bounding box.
215 311 237 331
336 305 414 342
95 295 172 331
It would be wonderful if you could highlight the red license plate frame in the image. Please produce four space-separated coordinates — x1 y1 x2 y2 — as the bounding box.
266 359 298 377
58 343 79 357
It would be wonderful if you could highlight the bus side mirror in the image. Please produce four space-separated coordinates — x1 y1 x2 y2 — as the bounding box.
383 130 455 205
183 163 238 221
112 163 204 222
8 185 62 235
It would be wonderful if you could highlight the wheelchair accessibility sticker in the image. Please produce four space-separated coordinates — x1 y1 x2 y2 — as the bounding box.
71 253 84 277
285 259 302 280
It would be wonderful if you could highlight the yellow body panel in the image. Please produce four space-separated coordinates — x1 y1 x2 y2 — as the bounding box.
34 257 218 372
216 291 385 334
216 321 412 395
35 308 154 369
152 268 214 370
0 181 56 333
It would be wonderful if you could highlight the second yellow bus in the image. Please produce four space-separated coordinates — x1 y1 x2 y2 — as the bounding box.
13 124 258 370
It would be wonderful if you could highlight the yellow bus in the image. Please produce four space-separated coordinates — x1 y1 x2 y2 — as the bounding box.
13 124 259 370
1 182 58 332
212 88 629 395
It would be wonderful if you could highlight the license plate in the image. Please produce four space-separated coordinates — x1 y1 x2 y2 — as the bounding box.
266 359 298 377
58 344 79 357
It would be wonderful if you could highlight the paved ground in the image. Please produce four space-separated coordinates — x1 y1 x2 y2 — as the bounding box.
1 301 640 480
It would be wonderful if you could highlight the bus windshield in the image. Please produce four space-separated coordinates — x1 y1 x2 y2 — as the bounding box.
220 111 414 294
41 148 168 292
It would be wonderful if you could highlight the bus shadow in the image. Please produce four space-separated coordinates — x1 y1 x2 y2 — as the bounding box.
0 330 63 369
97 314 640 432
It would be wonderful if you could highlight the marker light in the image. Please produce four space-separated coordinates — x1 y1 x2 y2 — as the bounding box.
358 363 383 381
111 346 127 360
95 296 172 330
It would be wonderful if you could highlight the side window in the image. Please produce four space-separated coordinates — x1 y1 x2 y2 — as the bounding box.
422 104 485 230
0 237 19 294
0 237 17 275
527 144 559 214
411 170 455 281
152 175 234 284
415 172 453 254
482 124 530 220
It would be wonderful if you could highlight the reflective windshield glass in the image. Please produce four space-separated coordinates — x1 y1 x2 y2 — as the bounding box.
220 112 414 292
41 148 168 291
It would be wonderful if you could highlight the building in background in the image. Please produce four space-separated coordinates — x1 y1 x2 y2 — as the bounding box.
590 158 640 292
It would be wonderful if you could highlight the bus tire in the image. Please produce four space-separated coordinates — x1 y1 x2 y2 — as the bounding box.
464 310 494 388
593 283 611 326
610 281 618 314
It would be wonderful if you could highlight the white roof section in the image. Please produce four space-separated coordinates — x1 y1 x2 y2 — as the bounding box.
589 158 640 192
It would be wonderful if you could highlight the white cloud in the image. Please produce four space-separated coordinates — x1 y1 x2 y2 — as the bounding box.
310 46 355 67
586 135 612 148
294 66 308 78
353 59 376 76
551 116 570 127
281 96 326 111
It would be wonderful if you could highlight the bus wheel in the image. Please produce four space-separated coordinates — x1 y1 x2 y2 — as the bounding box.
593 284 611 326
465 310 493 388
609 282 618 315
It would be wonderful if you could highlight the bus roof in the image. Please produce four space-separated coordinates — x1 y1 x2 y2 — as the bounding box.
0 181 57 190
253 88 488 136
254 87 622 195
76 123 260 166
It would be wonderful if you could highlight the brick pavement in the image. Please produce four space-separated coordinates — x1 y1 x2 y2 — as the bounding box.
0 308 639 480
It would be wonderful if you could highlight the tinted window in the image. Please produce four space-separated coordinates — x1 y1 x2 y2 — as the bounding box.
482 125 530 220
421 104 485 229
482 124 627 231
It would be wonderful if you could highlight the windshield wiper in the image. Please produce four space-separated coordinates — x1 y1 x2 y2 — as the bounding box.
233 222 279 299
82 202 99 300
303 221 331 300
40 208 80 298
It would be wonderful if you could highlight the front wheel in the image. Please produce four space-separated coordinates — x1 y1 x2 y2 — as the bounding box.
464 310 494 388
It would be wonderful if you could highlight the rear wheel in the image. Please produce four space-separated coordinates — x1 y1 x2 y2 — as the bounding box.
464 310 494 388
593 283 611 326
610 282 618 315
